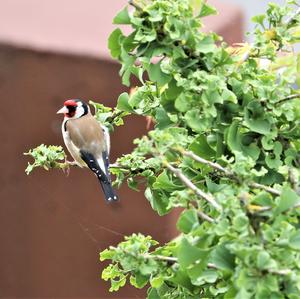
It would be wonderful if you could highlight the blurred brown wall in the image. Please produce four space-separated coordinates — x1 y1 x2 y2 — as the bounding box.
0 45 169 298
0 1 243 298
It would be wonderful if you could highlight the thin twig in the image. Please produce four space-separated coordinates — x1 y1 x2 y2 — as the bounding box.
181 150 281 196
141 253 219 270
128 0 143 11
268 268 292 275
164 161 221 211
288 168 299 191
181 149 234 177
249 182 281 196
275 94 300 106
108 110 127 123
144 254 177 263
189 203 215 223
197 210 215 223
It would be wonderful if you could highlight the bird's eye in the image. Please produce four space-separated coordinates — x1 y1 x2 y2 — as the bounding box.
67 105 76 113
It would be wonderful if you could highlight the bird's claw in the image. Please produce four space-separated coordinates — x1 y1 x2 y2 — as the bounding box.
63 159 78 176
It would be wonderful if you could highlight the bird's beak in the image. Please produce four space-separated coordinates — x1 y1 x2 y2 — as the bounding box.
57 106 68 114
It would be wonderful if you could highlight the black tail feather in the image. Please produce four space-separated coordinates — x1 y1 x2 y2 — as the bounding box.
80 150 118 202
99 180 118 202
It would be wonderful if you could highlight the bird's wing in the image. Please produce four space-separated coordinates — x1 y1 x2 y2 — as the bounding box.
101 124 110 154
66 115 105 154
80 150 117 202
99 124 111 180
66 115 112 178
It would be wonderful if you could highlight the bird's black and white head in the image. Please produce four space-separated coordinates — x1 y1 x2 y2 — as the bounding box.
57 99 89 119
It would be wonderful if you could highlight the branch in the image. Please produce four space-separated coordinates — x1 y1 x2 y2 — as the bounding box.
164 161 221 211
128 0 143 11
144 254 177 263
108 110 128 123
288 168 300 195
268 268 292 275
180 150 281 196
249 182 281 196
181 149 234 177
141 254 218 270
275 94 300 106
197 210 215 223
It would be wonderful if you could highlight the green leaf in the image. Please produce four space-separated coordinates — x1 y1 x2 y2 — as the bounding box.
177 238 210 269
227 120 260 160
145 188 170 216
110 276 126 292
155 108 172 129
128 177 139 191
147 288 161 299
108 28 123 58
113 6 131 24
153 170 180 192
130 273 149 289
222 89 237 103
148 62 172 86
189 135 215 160
177 209 199 233
252 14 266 27
276 187 300 213
197 36 216 53
210 243 235 271
150 276 164 288
170 269 194 290
232 213 249 229
289 231 300 250
99 249 115 261
164 79 183 101
256 251 274 270
185 109 206 133
190 269 218 286
175 93 192 112
117 92 133 112
199 3 217 17
227 120 242 152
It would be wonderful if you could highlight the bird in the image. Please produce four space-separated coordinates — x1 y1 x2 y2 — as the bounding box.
57 99 118 202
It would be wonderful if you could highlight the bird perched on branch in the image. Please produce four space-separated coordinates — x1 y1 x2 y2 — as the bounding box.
57 99 118 202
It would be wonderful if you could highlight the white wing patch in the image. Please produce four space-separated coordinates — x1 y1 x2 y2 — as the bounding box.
97 156 107 176
101 125 110 154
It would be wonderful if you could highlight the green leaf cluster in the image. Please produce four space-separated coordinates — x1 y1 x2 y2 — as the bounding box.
24 144 66 175
101 0 300 298
24 0 300 297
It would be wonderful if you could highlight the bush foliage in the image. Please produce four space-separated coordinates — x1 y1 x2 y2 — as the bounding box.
26 0 300 298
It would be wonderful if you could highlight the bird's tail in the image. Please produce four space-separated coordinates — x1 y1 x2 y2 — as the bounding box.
80 150 118 203
98 180 118 202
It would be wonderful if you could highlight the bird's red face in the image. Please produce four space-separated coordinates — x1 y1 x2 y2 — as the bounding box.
57 99 89 119
57 99 79 118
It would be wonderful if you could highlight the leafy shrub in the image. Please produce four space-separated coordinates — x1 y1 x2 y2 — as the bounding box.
26 0 300 298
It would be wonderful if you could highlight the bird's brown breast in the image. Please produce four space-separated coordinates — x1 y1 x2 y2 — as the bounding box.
66 115 105 155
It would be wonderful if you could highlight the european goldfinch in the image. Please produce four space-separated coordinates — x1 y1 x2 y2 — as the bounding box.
57 99 118 202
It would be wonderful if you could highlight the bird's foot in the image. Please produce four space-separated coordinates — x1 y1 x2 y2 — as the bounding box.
66 160 78 166
63 160 78 176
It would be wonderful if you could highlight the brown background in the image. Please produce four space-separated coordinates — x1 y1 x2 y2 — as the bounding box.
0 1 243 298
